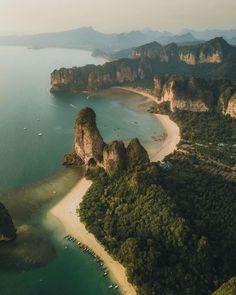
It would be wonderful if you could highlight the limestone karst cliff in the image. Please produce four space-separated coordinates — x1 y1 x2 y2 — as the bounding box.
50 38 236 94
51 59 153 93
103 141 127 175
126 138 150 168
51 38 236 118
225 93 236 118
153 75 236 117
0 203 16 242
64 108 150 175
64 108 105 165
132 37 234 65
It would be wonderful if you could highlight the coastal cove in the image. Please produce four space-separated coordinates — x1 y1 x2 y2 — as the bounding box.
49 106 180 295
0 47 176 295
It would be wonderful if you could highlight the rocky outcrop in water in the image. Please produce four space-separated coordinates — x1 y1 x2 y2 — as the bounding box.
0 203 16 242
64 108 105 165
64 108 150 175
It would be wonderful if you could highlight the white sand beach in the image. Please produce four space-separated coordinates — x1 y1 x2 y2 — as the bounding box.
113 86 159 104
50 178 136 295
112 86 180 161
50 87 180 295
153 114 180 161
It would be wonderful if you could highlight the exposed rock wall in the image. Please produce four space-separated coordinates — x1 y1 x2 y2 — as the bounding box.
74 108 105 164
153 75 214 113
51 60 153 93
64 108 150 175
50 38 236 94
226 93 236 117
152 75 236 117
132 37 233 65
103 141 127 175
126 138 150 168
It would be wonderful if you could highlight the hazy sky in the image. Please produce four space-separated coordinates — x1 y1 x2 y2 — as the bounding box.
0 0 235 35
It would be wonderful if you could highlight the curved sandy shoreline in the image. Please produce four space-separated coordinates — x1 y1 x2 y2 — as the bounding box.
112 86 180 162
50 178 136 295
50 88 180 295
153 114 180 161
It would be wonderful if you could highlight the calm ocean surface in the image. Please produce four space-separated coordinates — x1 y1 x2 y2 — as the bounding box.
0 46 164 295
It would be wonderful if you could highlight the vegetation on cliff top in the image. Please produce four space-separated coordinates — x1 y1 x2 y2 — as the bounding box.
51 38 236 94
80 109 236 295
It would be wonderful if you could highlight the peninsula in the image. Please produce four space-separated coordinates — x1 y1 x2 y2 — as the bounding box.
51 107 157 295
49 38 236 295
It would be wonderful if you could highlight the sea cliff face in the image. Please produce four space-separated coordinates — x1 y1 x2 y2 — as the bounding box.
51 59 153 93
0 203 16 242
50 38 236 118
64 108 105 165
50 38 236 93
153 75 214 112
153 75 236 117
64 108 150 175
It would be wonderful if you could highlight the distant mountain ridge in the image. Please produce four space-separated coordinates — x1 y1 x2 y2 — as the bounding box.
183 29 236 45
0 26 235 51
132 37 235 65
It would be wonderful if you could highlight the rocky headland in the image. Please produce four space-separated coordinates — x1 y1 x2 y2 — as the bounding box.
50 38 236 93
50 38 236 118
64 108 150 175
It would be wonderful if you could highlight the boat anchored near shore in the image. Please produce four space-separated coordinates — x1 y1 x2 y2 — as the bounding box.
64 234 119 291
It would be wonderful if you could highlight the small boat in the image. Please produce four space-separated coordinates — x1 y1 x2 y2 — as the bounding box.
114 285 118 289
108 285 113 289
70 104 78 109
38 133 43 136
23 127 27 130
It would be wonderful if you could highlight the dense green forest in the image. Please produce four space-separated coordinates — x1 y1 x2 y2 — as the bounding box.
80 110 236 295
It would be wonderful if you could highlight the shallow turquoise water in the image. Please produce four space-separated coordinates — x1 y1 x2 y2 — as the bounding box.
0 47 164 295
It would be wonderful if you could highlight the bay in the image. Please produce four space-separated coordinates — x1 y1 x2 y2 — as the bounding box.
0 46 164 295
